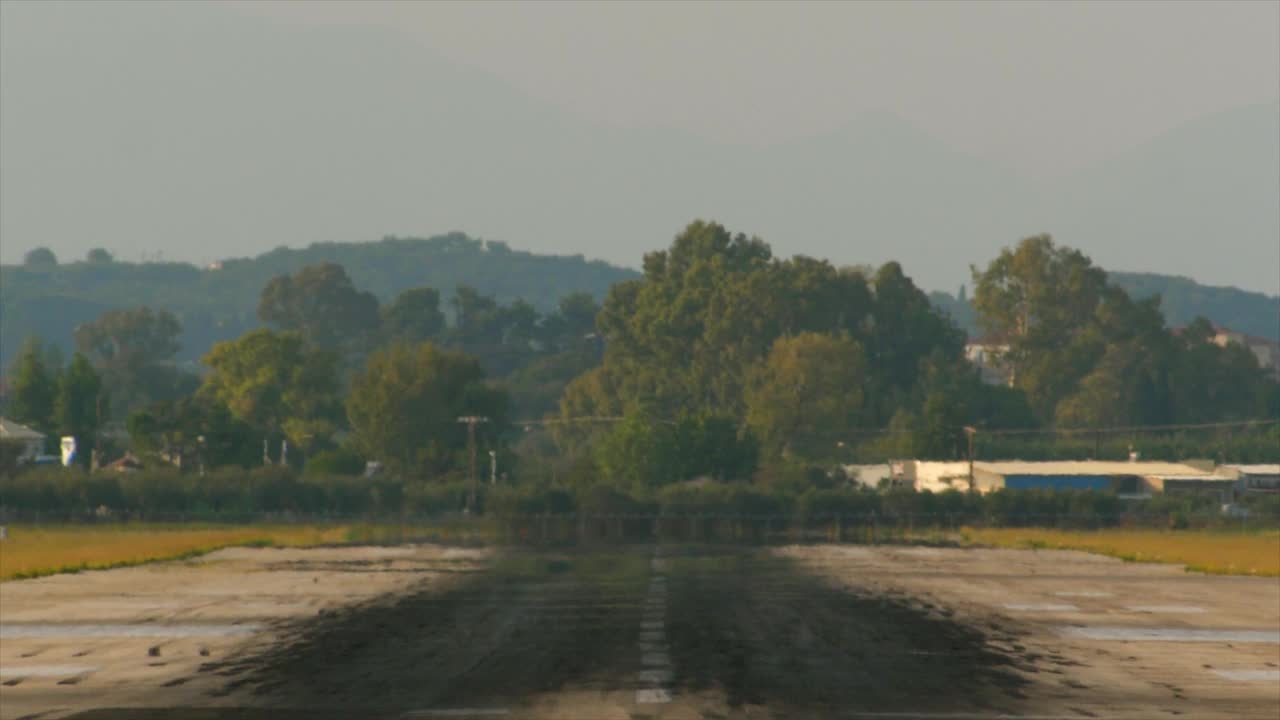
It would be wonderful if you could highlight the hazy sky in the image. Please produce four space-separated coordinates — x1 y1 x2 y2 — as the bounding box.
2 1 1277 292
233 0 1280 178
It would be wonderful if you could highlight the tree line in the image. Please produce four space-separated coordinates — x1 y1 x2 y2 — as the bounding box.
4 221 1277 498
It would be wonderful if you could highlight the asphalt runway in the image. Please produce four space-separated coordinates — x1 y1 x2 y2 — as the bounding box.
2 543 1277 719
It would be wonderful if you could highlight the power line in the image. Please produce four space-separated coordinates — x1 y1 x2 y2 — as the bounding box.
976 418 1279 437
525 415 1277 439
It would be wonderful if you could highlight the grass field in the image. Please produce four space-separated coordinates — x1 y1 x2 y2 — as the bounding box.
963 527 1280 576
0 524 355 581
0 521 500 581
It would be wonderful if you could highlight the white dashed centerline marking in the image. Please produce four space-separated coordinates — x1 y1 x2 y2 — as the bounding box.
1003 603 1079 612
0 665 99 678
1212 669 1280 682
1058 627 1280 643
636 545 673 705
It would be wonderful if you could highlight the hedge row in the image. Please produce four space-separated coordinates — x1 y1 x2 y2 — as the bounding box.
4 465 1277 527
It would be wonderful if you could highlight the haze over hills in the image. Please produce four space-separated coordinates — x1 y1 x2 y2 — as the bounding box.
2 2 1277 295
0 235 636 368
3 233 1276 373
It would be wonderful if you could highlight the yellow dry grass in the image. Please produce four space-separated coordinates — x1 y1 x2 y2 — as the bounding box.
0 524 351 581
963 527 1280 577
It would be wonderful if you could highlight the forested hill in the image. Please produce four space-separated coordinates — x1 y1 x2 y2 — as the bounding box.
932 271 1279 342
1108 272 1279 341
4 233 1275 371
0 234 637 367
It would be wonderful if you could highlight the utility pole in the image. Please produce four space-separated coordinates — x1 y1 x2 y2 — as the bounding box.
489 450 497 485
457 416 490 513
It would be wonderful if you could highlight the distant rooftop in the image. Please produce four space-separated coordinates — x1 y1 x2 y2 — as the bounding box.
973 460 1212 476
0 416 45 440
1223 464 1280 474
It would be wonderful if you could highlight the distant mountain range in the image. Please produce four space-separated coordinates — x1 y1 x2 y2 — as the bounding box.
0 234 636 368
931 271 1279 343
3 235 1275 372
3 2 1277 295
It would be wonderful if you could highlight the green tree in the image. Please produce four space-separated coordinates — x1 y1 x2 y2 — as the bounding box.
75 307 182 368
23 247 57 268
1169 318 1271 422
745 333 868 459
258 263 380 354
594 409 680 489
7 337 58 435
380 287 445 344
200 330 342 451
55 353 106 459
972 236 1115 421
346 342 509 477
86 248 114 264
869 261 965 396
74 307 195 418
568 221 888 427
127 397 259 469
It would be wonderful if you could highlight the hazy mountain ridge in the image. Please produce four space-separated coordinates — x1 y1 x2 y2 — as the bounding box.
4 231 1275 375
0 234 638 368
932 271 1279 343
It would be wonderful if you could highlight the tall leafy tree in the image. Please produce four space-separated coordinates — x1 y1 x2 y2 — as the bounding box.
55 353 106 458
562 221 953 448
972 235 1114 421
74 307 194 417
22 247 57 268
128 396 259 469
86 248 114 264
258 263 380 354
75 307 181 367
381 287 445 344
745 333 868 458
200 329 342 450
347 343 508 477
7 337 58 435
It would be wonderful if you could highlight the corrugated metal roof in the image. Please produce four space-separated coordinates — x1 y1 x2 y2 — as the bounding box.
974 460 1211 477
0 417 45 440
1148 475 1236 482
1223 464 1280 474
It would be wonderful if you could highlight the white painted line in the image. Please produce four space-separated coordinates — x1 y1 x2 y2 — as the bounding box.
641 620 665 631
1002 603 1078 612
1053 591 1111 598
639 630 664 643
0 665 99 678
1124 605 1205 614
1212 669 1280 682
641 651 671 667
834 707 1172 712
650 559 666 571
1058 626 1280 643
638 641 669 654
635 688 672 704
402 710 510 719
637 668 673 684
0 623 261 639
